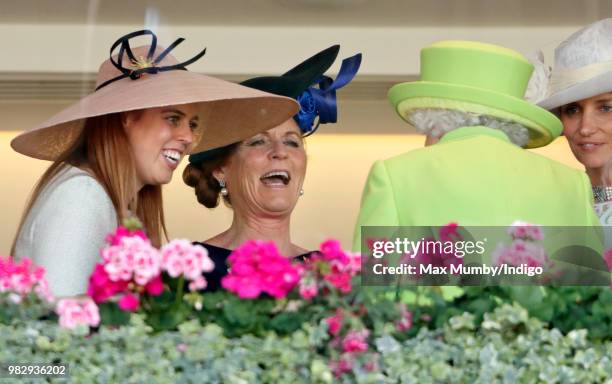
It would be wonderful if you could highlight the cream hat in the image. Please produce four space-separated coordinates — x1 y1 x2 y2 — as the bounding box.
537 19 612 111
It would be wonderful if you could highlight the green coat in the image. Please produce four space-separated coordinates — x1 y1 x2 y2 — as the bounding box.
353 126 601 252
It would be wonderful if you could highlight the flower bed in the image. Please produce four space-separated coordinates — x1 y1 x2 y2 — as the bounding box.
1 304 611 383
2 221 612 382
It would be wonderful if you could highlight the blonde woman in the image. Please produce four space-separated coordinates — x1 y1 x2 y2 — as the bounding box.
536 19 612 222
11 30 297 297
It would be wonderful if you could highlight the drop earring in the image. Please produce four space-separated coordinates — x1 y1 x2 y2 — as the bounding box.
219 179 228 196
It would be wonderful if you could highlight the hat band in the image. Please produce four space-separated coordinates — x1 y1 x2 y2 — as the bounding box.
549 59 612 95
294 52 361 136
95 30 207 91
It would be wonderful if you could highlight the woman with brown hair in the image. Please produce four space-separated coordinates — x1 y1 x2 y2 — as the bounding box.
183 45 361 290
10 30 297 297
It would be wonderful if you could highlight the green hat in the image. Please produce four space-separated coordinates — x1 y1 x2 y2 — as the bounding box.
388 40 562 148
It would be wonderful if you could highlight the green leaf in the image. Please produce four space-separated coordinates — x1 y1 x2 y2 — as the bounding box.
98 302 131 326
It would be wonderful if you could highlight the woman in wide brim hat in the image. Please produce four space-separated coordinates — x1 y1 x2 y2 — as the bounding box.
183 45 361 291
10 30 298 297
532 19 612 233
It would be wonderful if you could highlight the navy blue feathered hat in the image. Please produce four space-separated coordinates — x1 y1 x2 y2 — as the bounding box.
189 45 361 164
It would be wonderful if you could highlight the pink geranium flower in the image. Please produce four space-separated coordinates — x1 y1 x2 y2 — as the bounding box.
188 276 208 292
105 226 147 246
395 303 413 332
56 297 100 329
87 263 129 303
508 221 544 241
145 275 164 296
221 240 302 299
330 355 353 378
161 240 214 280
102 235 160 285
311 239 361 294
298 277 318 300
325 309 344 336
492 239 550 268
0 256 53 302
342 329 369 353
118 292 140 312
604 249 612 271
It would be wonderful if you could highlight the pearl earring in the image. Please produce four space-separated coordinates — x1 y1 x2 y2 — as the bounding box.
219 179 228 196
299 189 304 196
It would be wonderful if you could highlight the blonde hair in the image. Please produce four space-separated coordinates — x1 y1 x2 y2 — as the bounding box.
11 112 167 254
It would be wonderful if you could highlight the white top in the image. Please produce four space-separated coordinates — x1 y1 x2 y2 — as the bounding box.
14 165 117 297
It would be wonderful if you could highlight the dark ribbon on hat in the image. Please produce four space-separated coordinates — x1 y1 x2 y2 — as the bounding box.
295 53 362 136
95 29 207 91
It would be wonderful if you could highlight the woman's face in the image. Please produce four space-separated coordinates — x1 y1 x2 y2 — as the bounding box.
123 103 201 187
216 120 307 218
560 92 612 171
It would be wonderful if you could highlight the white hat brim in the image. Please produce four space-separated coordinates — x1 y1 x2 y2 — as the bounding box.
538 70 612 111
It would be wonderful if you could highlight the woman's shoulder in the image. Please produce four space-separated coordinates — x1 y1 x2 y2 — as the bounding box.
21 165 117 237
40 166 114 210
194 240 313 261
193 242 232 259
50 165 107 193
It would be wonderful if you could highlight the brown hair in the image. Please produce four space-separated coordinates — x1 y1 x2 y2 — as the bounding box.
183 144 238 208
11 112 167 254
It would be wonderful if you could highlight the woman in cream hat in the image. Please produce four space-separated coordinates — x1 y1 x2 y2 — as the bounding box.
10 30 297 297
536 19 612 226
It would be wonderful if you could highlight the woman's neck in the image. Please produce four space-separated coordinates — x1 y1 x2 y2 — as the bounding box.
587 167 604 187
208 212 303 257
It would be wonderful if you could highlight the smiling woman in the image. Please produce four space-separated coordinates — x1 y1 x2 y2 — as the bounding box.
537 19 612 230
183 45 361 291
9 30 298 298
559 94 612 183
123 105 201 187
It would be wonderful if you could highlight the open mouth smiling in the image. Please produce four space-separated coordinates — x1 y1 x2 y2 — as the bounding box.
260 170 291 186
162 149 183 169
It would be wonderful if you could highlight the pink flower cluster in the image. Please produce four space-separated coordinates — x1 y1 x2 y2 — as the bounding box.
324 308 376 378
221 240 301 299
604 249 612 288
401 224 464 278
88 226 214 312
604 249 612 272
0 256 53 302
56 297 100 329
492 239 550 268
102 235 160 286
508 221 544 241
395 303 413 332
161 239 214 291
298 239 361 299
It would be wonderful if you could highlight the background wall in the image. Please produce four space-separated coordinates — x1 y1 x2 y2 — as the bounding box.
0 0 602 252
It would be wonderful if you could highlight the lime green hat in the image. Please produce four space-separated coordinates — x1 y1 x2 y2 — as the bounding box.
388 40 562 148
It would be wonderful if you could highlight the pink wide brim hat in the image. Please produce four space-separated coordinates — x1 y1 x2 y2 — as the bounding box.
11 31 299 160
